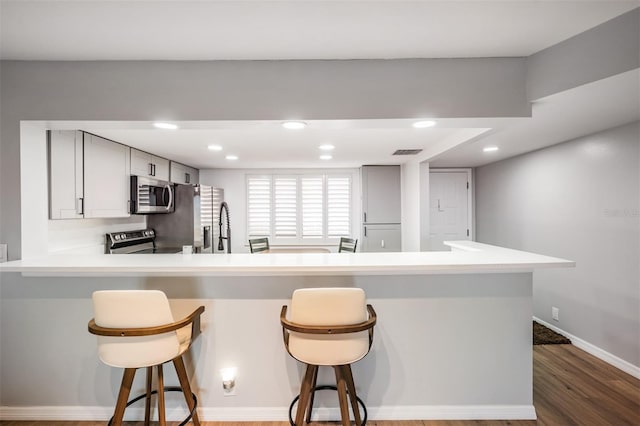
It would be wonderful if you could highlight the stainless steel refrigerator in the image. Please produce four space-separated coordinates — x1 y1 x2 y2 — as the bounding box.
148 184 225 253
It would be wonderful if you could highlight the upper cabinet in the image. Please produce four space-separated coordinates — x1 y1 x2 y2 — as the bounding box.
48 130 84 219
130 148 170 181
361 165 401 224
49 131 130 219
170 161 199 185
83 134 131 218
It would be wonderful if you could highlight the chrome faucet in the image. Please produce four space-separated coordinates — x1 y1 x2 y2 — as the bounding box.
218 201 231 253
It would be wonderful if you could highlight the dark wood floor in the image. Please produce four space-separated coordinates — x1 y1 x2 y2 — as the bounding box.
1 344 639 425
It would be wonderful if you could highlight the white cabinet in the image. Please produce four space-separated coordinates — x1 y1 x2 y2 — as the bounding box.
131 148 170 181
83 134 131 218
48 130 84 219
361 165 401 224
362 224 402 252
170 161 199 185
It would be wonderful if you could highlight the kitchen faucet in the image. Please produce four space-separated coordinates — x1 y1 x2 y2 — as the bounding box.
218 201 231 253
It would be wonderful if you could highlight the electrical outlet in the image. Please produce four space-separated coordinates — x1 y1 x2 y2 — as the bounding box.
552 306 559 321
223 385 237 397
0 244 7 263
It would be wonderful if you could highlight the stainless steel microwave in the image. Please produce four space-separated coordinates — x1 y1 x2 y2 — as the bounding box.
130 175 175 214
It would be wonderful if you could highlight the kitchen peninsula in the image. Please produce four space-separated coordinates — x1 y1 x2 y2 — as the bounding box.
0 241 573 421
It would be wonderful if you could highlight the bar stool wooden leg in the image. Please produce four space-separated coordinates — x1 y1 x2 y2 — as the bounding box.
334 365 351 426
173 355 201 426
144 366 153 425
112 368 136 426
305 363 319 423
295 364 317 425
343 364 362 426
157 364 166 426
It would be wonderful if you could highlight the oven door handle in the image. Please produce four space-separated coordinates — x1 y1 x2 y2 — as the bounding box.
165 184 173 211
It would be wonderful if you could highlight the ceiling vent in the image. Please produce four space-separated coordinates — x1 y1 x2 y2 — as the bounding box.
392 149 423 156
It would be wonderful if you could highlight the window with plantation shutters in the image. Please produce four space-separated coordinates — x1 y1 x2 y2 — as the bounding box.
247 173 352 244
301 176 324 238
246 176 271 237
274 177 297 237
327 176 351 237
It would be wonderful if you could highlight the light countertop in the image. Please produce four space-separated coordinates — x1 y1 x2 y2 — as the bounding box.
0 241 575 277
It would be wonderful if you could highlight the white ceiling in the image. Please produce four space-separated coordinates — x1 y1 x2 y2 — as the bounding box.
1 1 637 60
4 1 640 169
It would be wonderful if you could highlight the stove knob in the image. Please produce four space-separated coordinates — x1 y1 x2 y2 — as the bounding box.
114 235 120 241
120 234 126 240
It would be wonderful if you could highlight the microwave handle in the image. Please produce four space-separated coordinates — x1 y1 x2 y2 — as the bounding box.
165 184 173 211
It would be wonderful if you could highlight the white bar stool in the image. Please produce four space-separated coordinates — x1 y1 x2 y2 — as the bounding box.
88 290 204 426
281 287 377 426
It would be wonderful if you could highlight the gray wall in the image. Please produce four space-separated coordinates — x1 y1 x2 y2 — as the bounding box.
0 58 529 260
475 122 640 367
526 8 640 100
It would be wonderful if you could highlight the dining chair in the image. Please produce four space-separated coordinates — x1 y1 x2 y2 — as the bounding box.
338 237 358 253
249 237 270 253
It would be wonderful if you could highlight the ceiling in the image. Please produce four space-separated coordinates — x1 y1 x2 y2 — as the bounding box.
4 1 640 169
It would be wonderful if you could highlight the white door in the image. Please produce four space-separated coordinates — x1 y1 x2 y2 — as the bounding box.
429 171 470 251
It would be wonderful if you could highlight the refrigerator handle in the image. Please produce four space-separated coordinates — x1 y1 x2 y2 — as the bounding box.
363 212 367 223
364 226 367 237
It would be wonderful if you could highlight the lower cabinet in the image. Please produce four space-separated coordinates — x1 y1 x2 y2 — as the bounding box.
361 224 401 252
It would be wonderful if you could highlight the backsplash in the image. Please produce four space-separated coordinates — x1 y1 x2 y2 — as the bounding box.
48 216 146 254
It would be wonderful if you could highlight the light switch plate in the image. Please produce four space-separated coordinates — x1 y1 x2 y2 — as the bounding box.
0 244 7 263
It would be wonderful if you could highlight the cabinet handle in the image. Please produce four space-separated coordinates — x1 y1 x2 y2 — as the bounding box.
185 173 190 184
76 198 84 215
381 239 385 248
148 163 153 176
152 164 156 176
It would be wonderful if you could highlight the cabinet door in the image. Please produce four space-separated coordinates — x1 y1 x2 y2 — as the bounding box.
362 165 401 223
48 130 84 219
84 134 131 218
130 148 153 177
131 148 169 180
170 161 199 185
362 224 401 252
152 156 170 181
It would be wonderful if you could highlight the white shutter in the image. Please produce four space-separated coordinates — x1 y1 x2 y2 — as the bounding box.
302 176 324 239
247 176 271 237
274 177 297 237
327 176 351 237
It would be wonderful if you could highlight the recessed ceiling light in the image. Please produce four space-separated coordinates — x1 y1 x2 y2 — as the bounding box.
320 155 332 160
282 121 307 130
412 120 436 129
319 144 335 151
483 146 499 152
225 155 238 160
208 145 223 151
153 122 178 130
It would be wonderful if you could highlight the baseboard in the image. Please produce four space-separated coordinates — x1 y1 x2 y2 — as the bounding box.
0 404 537 421
533 316 640 379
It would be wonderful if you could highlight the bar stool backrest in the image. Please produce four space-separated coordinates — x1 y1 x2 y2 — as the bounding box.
92 290 181 369
288 288 369 366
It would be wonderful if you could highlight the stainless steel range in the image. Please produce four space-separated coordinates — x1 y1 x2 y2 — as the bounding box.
105 229 183 254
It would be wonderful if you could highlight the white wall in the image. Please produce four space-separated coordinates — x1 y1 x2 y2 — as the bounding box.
200 167 361 253
475 121 640 368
